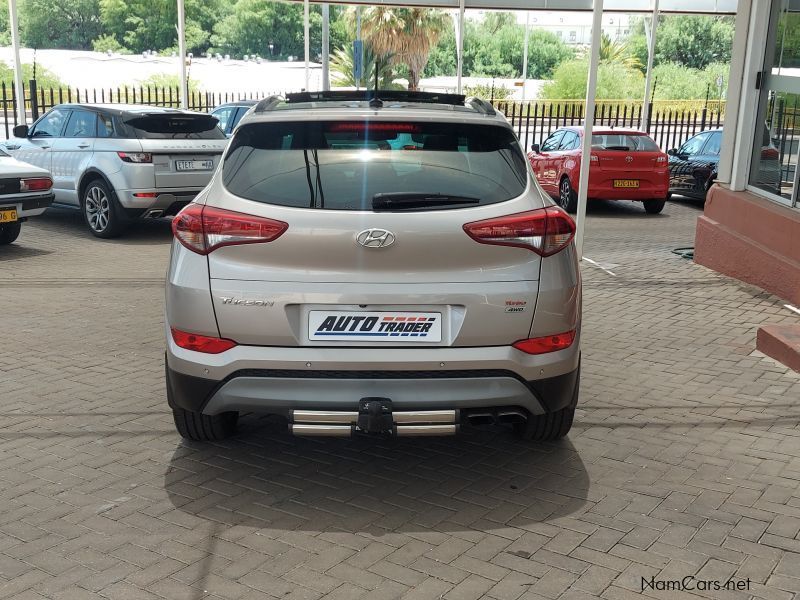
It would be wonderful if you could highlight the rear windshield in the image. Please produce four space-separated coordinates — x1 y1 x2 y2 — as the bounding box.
222 121 528 210
591 134 660 151
124 114 225 140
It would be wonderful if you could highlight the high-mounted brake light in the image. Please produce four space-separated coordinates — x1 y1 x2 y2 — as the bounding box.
327 122 421 133
172 204 288 255
463 207 576 257
171 328 237 354
513 330 576 354
20 177 52 192
117 151 152 163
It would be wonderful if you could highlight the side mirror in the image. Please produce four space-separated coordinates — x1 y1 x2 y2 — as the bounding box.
667 148 677 156
530 143 540 153
13 124 28 138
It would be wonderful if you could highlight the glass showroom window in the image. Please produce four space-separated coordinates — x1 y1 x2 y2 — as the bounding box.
750 0 800 208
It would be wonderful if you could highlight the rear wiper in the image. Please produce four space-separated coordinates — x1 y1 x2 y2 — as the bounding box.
372 192 480 211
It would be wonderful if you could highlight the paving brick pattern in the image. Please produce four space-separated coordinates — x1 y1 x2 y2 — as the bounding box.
1 199 799 600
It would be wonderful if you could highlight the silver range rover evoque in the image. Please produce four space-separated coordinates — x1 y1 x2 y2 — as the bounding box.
165 91 582 442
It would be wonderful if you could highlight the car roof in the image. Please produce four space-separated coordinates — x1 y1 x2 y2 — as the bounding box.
559 125 654 136
213 100 258 109
238 91 508 127
52 103 210 117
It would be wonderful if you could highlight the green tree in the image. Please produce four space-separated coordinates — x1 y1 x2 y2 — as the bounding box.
427 15 573 79
628 15 734 71
210 0 319 59
541 59 644 100
599 33 642 70
330 45 398 89
0 62 66 89
20 0 102 50
99 0 224 54
358 7 449 90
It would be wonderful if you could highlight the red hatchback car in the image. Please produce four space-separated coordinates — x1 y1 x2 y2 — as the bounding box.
528 126 670 214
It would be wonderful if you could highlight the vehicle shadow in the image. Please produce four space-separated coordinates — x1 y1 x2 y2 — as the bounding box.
0 245 53 261
35 208 173 245
163 415 591 535
582 199 670 218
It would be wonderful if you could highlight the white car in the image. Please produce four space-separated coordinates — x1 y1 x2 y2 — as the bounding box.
0 148 53 246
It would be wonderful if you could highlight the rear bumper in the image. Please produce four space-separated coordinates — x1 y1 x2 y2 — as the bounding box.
165 335 581 418
116 189 200 216
166 362 580 417
0 192 54 218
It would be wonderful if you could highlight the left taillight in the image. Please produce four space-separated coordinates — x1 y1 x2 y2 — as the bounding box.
172 204 288 255
513 330 576 354
463 207 576 257
171 328 237 354
20 177 52 192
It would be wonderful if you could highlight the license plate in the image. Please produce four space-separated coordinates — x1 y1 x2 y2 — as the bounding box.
0 208 17 223
308 311 442 342
175 159 213 171
613 179 640 188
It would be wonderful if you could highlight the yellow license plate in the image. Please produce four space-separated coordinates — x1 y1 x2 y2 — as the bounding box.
0 208 17 223
613 179 640 188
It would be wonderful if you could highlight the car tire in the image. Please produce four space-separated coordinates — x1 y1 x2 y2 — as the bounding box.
0 221 21 245
558 177 578 213
82 178 127 238
172 406 239 442
515 406 575 441
644 199 666 214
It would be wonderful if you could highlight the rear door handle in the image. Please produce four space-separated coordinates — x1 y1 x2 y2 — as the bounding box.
78 143 90 149
4 144 19 150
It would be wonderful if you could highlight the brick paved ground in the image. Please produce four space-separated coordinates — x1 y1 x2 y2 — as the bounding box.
1 199 799 600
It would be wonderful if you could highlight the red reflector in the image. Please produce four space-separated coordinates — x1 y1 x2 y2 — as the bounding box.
463 207 575 257
172 204 288 255
20 177 52 192
133 192 158 198
327 122 421 133
513 330 576 355
171 328 237 354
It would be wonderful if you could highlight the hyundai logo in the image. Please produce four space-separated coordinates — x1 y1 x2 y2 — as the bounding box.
356 228 396 249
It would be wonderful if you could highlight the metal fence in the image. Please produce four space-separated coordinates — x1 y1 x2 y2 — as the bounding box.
497 100 725 152
1 79 725 151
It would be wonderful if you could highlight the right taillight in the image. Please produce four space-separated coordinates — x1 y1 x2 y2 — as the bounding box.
172 204 288 255
20 177 53 192
117 151 152 163
463 207 575 257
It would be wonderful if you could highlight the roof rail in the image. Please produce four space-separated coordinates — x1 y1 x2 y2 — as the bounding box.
465 97 497 116
285 90 467 106
253 95 284 113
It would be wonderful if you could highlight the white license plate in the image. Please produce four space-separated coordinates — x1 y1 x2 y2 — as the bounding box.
308 311 442 342
175 159 213 171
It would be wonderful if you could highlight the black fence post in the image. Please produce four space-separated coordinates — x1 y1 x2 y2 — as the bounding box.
27 79 37 121
2 82 8 139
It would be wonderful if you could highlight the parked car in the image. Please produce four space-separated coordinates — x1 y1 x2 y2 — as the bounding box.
0 148 53 245
528 126 670 214
165 91 582 443
210 100 256 137
668 127 781 200
3 104 227 238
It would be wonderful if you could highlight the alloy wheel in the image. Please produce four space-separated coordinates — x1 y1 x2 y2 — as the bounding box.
559 179 571 209
85 185 110 233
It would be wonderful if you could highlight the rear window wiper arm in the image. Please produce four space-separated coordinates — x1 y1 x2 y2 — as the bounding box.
372 192 480 211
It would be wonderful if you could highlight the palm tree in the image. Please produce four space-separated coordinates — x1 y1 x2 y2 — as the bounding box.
330 45 399 89
357 7 449 91
599 34 643 70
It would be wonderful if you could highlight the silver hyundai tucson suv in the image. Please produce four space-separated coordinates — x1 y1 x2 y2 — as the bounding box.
165 91 582 442
5 104 227 238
